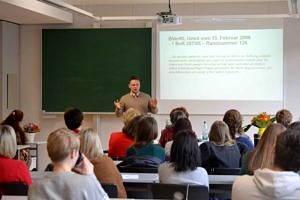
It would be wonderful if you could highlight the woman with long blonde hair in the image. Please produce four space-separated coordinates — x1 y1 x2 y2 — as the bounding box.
241 123 286 175
80 128 127 198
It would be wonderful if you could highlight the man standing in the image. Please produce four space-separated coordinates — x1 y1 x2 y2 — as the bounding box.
114 75 158 117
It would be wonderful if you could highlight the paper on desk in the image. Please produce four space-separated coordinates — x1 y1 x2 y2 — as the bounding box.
122 174 139 179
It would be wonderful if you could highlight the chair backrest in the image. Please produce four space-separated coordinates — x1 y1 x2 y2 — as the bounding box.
151 183 209 200
117 155 160 173
209 168 241 175
117 166 158 173
0 182 28 196
44 163 54 171
188 185 209 200
101 183 118 198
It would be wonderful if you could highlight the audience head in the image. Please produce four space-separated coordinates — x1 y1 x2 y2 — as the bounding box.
274 126 300 172
134 116 158 147
1 110 24 124
123 115 144 138
276 109 293 127
169 107 189 125
209 120 233 145
170 129 200 172
47 128 80 165
289 121 300 130
248 123 286 172
64 107 83 130
122 108 141 128
173 118 193 138
0 125 17 158
80 128 103 161
1 109 25 144
223 109 243 139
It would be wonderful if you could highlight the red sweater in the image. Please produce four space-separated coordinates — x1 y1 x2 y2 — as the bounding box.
159 128 174 148
0 156 32 186
108 132 134 158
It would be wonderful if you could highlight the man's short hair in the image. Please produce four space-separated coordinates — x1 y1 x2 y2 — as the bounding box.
129 75 140 83
274 127 300 172
64 107 83 130
47 128 80 163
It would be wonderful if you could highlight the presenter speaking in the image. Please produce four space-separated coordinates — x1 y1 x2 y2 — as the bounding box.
114 75 158 117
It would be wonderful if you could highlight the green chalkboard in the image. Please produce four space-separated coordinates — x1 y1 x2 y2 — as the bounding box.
42 28 152 112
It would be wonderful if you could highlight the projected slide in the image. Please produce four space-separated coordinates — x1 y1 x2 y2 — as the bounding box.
159 29 283 101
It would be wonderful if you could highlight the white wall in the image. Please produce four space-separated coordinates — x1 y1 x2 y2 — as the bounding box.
0 21 20 120
15 1 300 170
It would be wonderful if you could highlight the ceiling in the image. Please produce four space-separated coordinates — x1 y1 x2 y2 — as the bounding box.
63 0 284 5
0 0 72 24
0 0 287 25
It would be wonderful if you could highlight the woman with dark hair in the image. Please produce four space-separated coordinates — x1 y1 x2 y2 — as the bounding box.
159 107 189 147
1 109 31 167
1 109 26 145
241 123 286 175
200 121 242 172
164 118 193 158
126 116 165 162
159 129 208 187
275 109 293 128
223 109 253 151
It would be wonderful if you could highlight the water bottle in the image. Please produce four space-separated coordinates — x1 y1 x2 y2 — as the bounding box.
202 121 209 141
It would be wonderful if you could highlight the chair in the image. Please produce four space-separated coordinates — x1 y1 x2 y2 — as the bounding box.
101 183 117 198
151 183 209 200
117 155 160 173
0 182 28 196
117 166 158 173
208 168 241 175
44 163 54 171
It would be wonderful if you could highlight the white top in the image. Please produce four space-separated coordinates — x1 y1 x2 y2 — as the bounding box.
158 162 209 188
232 168 300 200
164 141 173 157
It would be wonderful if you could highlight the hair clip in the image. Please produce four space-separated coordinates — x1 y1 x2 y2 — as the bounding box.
12 111 15 115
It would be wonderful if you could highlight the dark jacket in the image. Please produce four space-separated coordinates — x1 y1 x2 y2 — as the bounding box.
200 142 242 172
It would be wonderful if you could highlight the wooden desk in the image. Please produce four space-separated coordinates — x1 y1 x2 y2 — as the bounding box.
26 141 46 171
31 171 52 180
121 173 237 184
121 173 237 198
122 173 159 183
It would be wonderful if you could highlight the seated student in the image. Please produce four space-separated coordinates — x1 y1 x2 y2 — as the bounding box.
80 128 127 198
200 121 242 172
108 108 141 159
0 125 32 186
28 128 109 200
276 109 293 128
159 107 189 148
241 123 286 175
1 109 31 168
159 129 209 187
126 116 165 163
164 118 193 158
232 125 300 200
223 109 253 151
64 107 83 134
